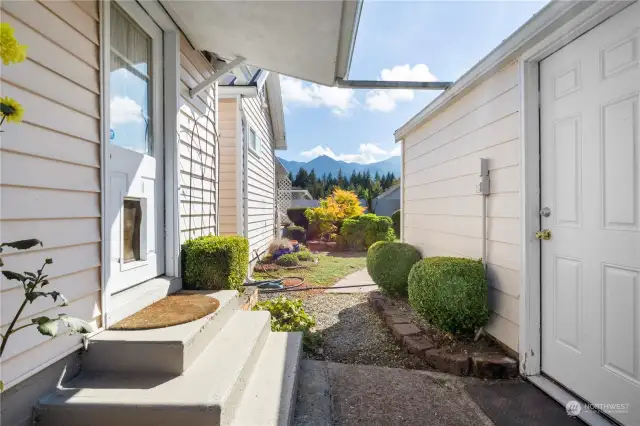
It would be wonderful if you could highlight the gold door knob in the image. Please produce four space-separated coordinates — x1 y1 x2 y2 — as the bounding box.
535 229 551 240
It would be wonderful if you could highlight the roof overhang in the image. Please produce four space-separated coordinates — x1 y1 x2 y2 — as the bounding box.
394 0 626 141
161 0 363 86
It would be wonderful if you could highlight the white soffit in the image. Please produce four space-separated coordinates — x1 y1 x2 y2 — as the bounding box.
162 0 362 86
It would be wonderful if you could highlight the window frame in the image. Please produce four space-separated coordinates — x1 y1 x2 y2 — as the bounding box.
247 124 261 157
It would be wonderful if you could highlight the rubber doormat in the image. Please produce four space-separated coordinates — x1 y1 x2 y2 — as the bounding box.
465 380 585 426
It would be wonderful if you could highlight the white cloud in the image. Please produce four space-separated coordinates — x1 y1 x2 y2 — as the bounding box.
366 64 438 112
110 96 144 125
301 143 399 164
280 76 356 116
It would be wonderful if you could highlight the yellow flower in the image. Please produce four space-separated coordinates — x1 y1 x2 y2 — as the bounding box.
0 22 28 65
0 96 24 124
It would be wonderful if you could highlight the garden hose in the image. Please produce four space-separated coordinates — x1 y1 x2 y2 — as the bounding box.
247 249 306 292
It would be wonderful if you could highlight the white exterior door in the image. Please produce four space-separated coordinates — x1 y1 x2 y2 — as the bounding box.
106 2 165 301
540 3 640 424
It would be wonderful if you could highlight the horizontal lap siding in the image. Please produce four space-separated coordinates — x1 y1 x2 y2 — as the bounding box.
0 0 101 386
403 62 520 351
218 99 238 235
178 35 217 244
243 94 276 264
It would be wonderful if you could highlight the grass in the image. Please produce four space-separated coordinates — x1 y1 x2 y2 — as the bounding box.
253 252 367 287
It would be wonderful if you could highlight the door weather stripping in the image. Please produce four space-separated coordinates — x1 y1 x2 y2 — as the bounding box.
189 56 246 99
335 78 451 90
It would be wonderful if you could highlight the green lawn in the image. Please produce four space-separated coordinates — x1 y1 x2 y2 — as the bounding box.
253 252 367 287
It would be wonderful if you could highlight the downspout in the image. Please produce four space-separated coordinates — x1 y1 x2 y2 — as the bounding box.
477 159 490 272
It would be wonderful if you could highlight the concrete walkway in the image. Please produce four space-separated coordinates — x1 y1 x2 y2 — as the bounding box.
294 360 585 426
326 268 378 294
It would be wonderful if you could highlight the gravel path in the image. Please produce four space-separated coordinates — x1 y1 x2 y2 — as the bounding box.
281 292 431 370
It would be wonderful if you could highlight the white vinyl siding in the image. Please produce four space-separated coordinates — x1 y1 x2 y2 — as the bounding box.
0 0 101 386
218 98 239 236
402 62 520 351
178 35 217 243
243 94 276 264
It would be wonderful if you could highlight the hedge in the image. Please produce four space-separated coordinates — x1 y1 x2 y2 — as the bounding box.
183 235 249 291
391 209 401 237
286 224 306 242
287 207 310 229
367 241 421 296
340 214 395 250
408 257 488 335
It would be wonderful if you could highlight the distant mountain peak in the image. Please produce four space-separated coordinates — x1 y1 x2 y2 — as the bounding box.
278 155 400 177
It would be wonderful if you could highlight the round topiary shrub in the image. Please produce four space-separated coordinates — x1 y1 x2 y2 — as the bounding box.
296 251 314 261
367 241 421 297
391 209 401 237
275 253 300 267
408 257 489 335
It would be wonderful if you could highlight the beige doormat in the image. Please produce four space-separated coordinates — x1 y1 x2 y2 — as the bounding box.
111 293 220 330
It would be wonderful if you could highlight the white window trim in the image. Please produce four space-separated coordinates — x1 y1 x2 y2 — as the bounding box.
100 0 181 328
247 124 261 158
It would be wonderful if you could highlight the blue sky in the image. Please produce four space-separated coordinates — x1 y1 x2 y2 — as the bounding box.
278 0 547 163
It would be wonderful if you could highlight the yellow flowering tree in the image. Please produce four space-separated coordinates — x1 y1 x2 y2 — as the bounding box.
0 22 27 128
305 189 366 238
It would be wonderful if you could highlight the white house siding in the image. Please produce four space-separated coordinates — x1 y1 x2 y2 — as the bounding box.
243 93 276 263
0 0 102 386
178 35 218 243
402 62 520 351
218 98 239 236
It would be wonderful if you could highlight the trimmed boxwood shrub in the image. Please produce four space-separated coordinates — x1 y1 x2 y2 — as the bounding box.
408 257 489 335
367 241 421 297
287 207 310 229
341 214 395 250
286 225 306 242
391 209 401 237
275 253 300 267
183 235 249 291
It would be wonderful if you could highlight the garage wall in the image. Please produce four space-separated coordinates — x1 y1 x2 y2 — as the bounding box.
178 35 218 243
402 62 521 351
0 0 102 388
218 98 239 236
242 91 276 264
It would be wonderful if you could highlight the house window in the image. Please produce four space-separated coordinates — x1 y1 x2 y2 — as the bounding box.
248 127 261 156
109 3 153 155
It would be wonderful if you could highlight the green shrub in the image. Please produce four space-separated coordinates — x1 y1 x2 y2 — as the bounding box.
183 235 249 291
296 250 314 261
287 207 310 229
367 241 421 297
286 225 306 242
340 214 395 250
391 209 401 237
253 296 319 351
408 257 489 335
275 253 300 267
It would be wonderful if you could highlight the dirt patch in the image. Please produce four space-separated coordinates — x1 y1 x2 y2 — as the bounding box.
111 293 219 330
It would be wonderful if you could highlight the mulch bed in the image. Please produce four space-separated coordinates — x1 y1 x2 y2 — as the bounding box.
369 291 518 379
111 293 219 330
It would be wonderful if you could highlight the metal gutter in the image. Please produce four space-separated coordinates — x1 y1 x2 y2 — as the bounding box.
335 78 452 90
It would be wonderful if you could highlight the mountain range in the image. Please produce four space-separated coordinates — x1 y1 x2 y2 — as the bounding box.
278 155 401 178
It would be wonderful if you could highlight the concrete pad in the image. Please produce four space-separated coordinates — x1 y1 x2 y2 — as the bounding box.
293 361 333 426
326 268 378 293
295 361 493 426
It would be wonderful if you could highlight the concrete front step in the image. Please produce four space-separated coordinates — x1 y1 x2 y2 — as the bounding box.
83 290 239 375
231 332 303 426
35 310 271 426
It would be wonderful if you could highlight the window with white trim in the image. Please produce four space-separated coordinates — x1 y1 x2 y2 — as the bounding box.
248 126 261 156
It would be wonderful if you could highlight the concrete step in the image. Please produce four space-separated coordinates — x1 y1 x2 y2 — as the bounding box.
35 310 271 426
231 332 303 426
83 290 240 375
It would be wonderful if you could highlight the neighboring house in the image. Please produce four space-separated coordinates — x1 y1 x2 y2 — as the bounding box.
396 1 639 424
372 184 400 217
0 1 361 425
217 66 286 269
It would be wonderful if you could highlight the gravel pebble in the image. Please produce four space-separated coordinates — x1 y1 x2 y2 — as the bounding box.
261 291 431 370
